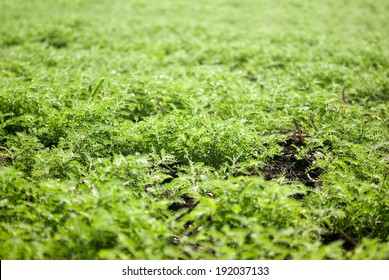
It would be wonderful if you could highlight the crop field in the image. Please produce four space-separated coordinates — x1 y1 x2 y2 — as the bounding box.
0 0 388 259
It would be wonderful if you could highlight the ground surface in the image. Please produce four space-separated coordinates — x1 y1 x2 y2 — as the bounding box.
0 0 388 259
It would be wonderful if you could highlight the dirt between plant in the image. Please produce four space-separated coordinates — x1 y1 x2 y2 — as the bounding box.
168 194 198 212
0 153 11 164
261 126 324 189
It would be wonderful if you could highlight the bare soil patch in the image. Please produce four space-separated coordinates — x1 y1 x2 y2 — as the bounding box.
262 125 323 188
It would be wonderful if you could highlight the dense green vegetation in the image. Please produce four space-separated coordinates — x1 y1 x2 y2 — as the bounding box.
0 0 388 259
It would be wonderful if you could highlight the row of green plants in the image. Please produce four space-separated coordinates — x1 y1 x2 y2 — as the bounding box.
0 0 388 259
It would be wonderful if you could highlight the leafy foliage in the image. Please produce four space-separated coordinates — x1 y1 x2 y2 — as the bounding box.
0 0 388 259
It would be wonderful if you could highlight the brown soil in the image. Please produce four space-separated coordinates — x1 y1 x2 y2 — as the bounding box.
262 127 323 188
0 153 11 164
168 194 198 212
